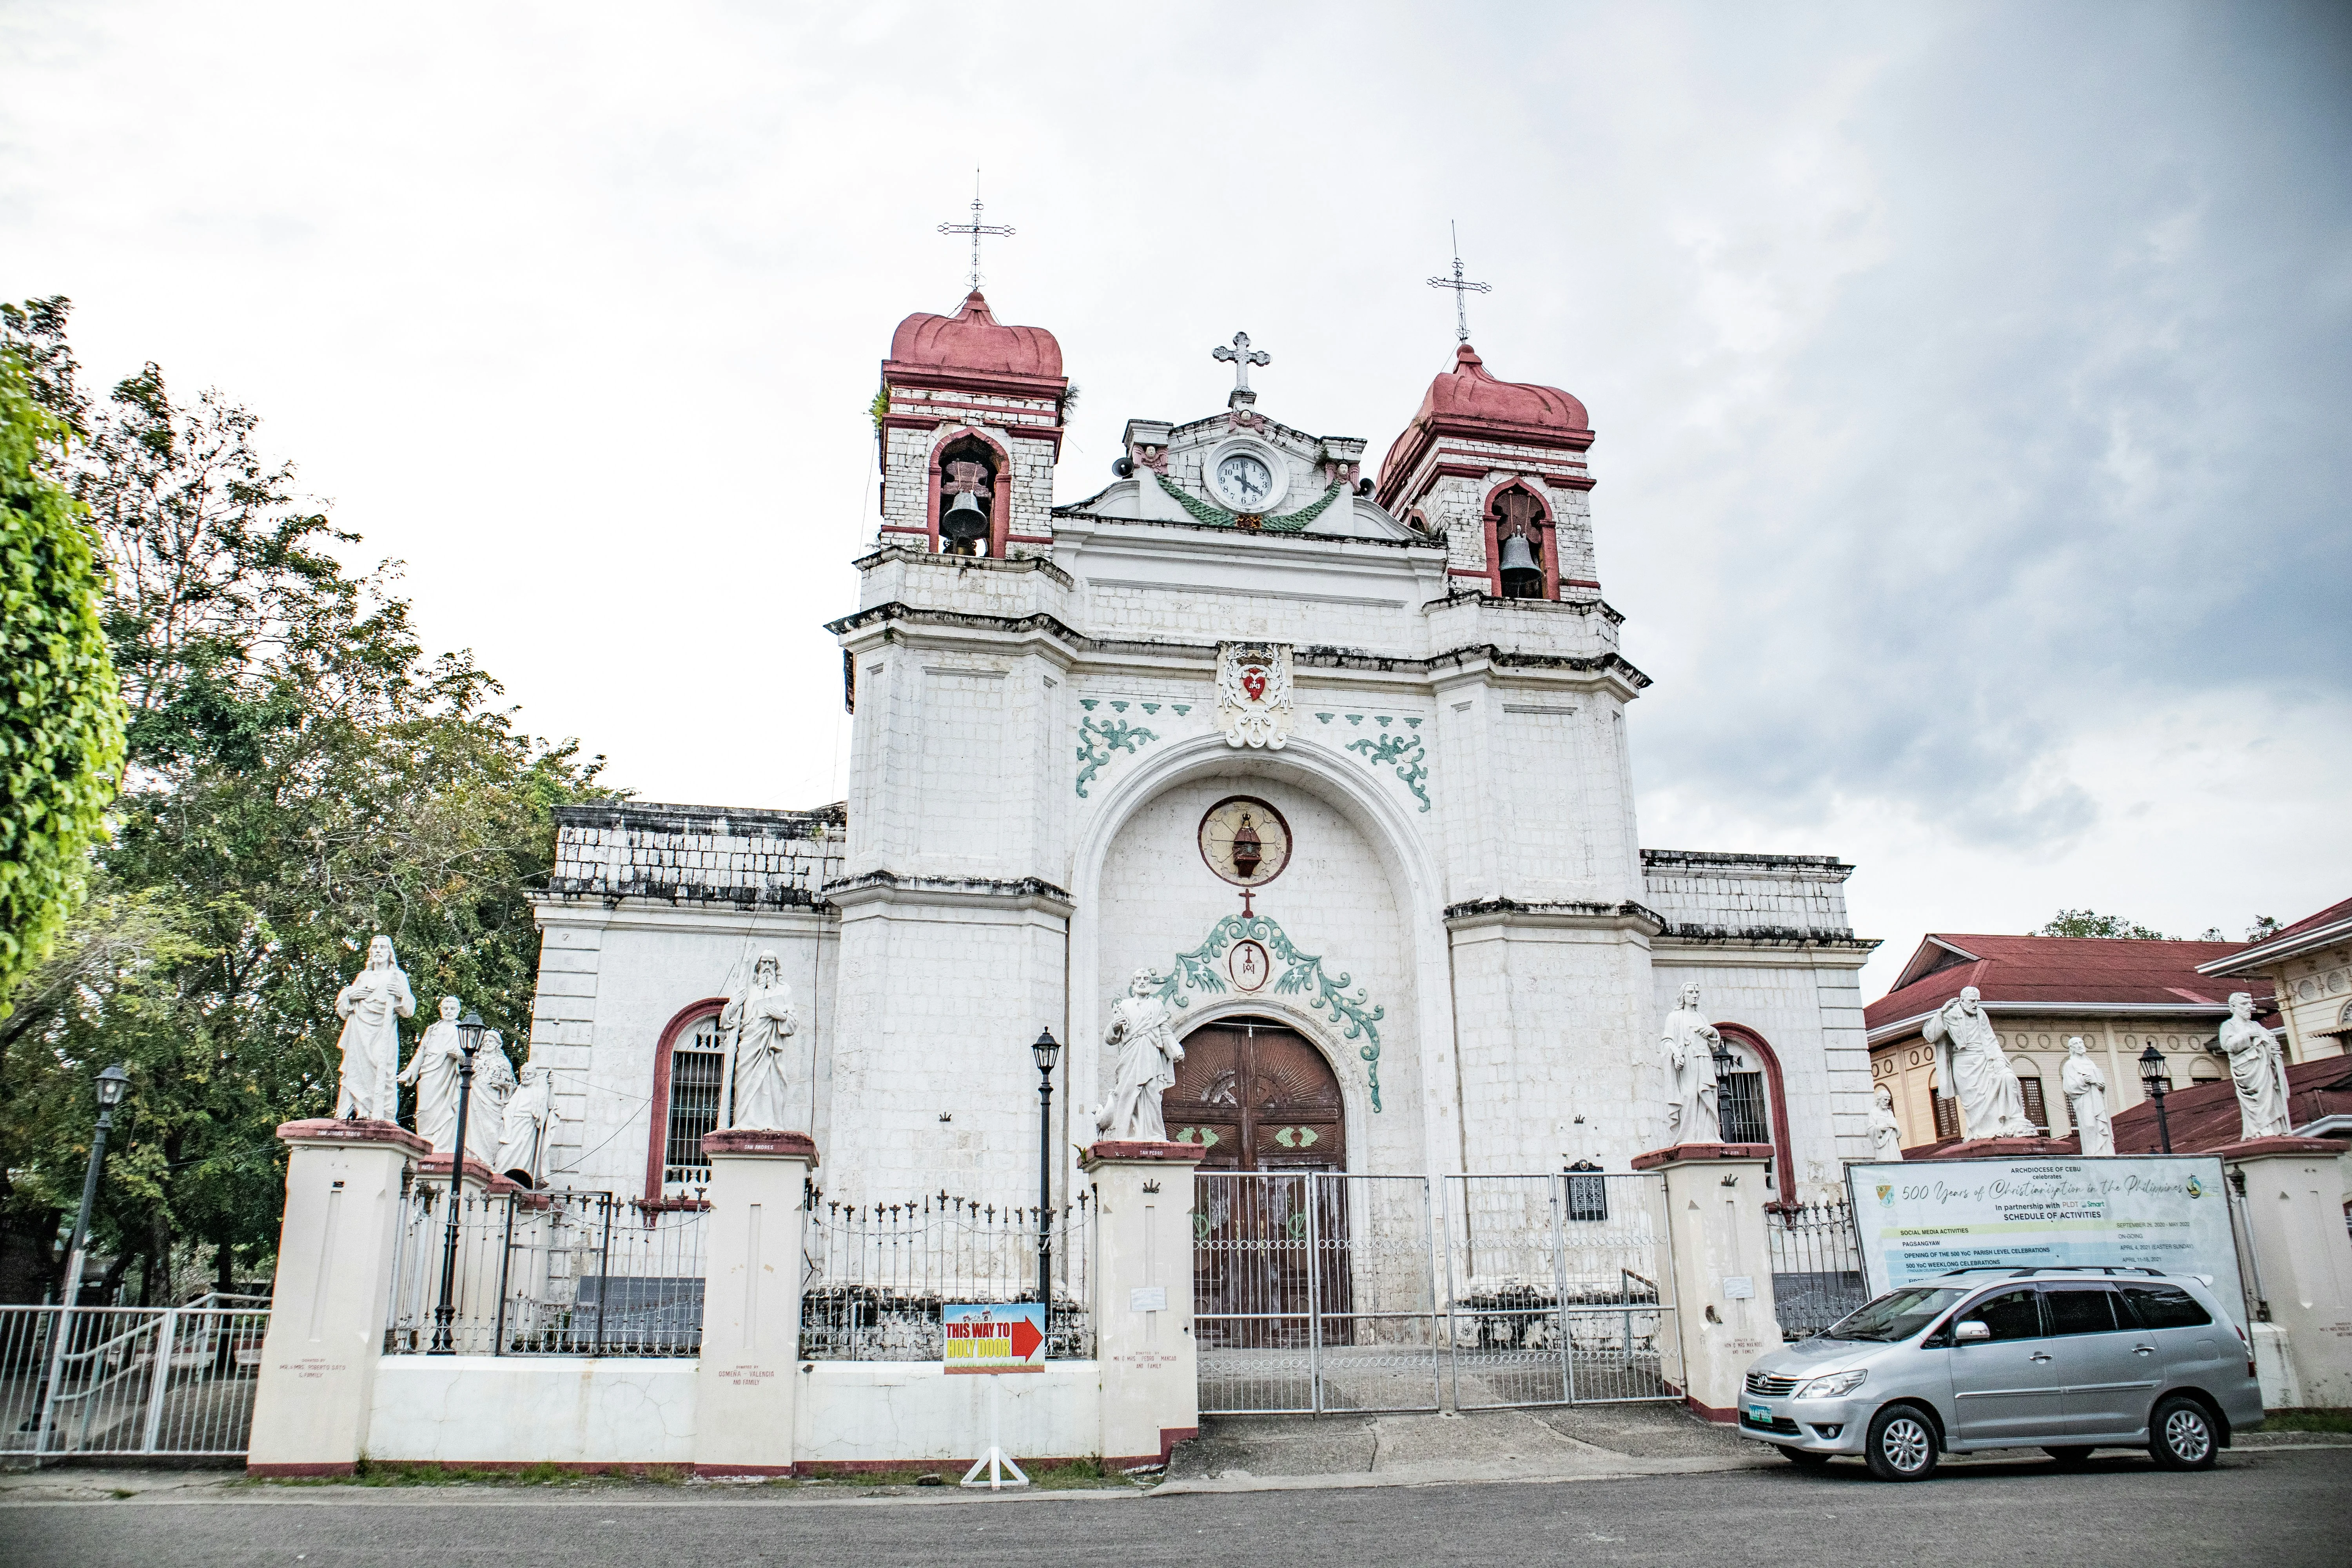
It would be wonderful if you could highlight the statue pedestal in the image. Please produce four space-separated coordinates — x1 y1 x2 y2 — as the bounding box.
1631 1143 1777 1421
1081 1140 1206 1468
2216 1137 2352 1409
247 1118 430 1476
692 1128 819 1478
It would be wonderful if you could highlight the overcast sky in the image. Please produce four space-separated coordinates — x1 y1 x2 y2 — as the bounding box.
5 1 2347 998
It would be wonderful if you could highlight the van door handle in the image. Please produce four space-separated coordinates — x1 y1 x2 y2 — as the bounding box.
2132 1345 2156 1356
2029 1352 2053 1363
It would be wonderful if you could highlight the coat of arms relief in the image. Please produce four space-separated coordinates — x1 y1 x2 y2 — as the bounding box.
1216 642 1294 749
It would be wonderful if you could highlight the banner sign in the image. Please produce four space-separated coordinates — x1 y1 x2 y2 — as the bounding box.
1844 1157 2247 1331
942 1302 1046 1374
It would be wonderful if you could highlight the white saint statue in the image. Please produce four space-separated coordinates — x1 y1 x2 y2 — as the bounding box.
1870 1083 1904 1161
494 1061 559 1187
332 935 415 1122
2060 1036 2115 1157
468 1032 516 1169
719 950 798 1131
1096 968 1184 1142
397 995 468 1151
1661 982 1722 1145
1922 986 2035 1139
2218 992 2292 1142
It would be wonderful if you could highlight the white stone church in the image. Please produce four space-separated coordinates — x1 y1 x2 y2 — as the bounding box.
522 290 1878 1210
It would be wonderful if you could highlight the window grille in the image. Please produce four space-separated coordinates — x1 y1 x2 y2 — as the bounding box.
664 1020 724 1193
1718 1071 1770 1147
2019 1076 2049 1134
1565 1167 1609 1222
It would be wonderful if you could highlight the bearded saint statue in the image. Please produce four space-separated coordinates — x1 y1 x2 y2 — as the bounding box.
333 935 416 1122
719 950 798 1131
1923 986 2036 1139
1097 968 1184 1142
2218 993 2292 1142
1661 982 1723 1145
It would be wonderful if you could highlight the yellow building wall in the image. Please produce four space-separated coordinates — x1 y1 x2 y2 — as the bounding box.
1870 1013 2229 1147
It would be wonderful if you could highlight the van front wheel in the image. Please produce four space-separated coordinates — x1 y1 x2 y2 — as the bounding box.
1864 1404 1938 1482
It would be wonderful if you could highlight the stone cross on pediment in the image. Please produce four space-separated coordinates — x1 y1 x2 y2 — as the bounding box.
1212 331 1271 408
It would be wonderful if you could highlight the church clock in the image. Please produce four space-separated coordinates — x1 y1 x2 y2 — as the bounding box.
1198 795 1292 887
1203 437 1291 514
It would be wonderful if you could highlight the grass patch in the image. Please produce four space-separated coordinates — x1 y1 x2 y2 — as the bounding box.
2259 1409 2352 1434
259 1458 690 1488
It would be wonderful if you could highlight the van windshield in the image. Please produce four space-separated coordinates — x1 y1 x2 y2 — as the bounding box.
1823 1287 1967 1342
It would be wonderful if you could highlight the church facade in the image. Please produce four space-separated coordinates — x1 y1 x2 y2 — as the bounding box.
522 292 1879 1212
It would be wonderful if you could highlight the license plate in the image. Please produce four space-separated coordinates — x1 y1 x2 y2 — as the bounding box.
1748 1403 1773 1424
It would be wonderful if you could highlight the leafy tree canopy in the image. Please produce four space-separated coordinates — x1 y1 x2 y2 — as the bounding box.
2037 909 2177 940
0 314 125 1017
0 298 611 1304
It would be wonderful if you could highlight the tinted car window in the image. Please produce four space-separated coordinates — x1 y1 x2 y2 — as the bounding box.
1958 1287 2043 1341
1825 1287 1967 1342
2120 1283 2212 1329
2045 1287 2119 1336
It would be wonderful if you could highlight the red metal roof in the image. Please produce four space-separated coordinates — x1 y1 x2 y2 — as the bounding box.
1866 934 2276 1034
2110 1055 2352 1153
887 290 1063 379
2263 895 2352 947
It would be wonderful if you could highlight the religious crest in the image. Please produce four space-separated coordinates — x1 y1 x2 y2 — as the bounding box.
1216 642 1294 749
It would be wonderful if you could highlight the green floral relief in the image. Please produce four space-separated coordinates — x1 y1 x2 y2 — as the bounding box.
1152 913 1387 1111
1075 715 1158 798
1152 470 1345 532
1347 731 1431 812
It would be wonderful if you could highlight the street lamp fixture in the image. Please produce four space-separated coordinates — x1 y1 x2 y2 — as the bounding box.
28 1063 132 1440
1031 1029 1062 1327
2138 1044 2173 1155
428 1010 488 1354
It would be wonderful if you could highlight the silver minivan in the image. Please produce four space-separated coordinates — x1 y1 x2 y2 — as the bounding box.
1734 1267 2262 1481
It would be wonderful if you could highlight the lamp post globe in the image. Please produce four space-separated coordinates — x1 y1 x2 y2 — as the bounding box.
2138 1045 2173 1154
94 1063 130 1110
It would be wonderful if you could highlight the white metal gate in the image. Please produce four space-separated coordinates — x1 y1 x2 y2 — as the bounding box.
1193 1171 1678 1415
0 1301 271 1458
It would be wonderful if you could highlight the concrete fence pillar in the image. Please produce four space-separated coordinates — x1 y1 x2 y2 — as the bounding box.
2221 1137 2352 1409
1632 1142 1779 1421
692 1129 817 1478
247 1118 429 1476
1083 1140 1207 1469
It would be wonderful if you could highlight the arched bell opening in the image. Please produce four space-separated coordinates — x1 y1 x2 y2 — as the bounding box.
933 434 1000 556
1486 483 1554 599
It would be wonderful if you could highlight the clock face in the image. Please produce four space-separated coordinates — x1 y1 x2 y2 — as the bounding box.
1216 452 1274 509
1198 795 1292 888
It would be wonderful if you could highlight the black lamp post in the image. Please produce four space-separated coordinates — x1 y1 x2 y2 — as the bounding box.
1030 1029 1062 1325
428 1010 488 1354
59 1064 131 1308
2138 1044 2173 1154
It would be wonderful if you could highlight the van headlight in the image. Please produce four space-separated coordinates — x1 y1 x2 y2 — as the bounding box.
1795 1369 1867 1399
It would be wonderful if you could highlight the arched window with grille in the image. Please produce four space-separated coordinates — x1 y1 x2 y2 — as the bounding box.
646 1000 728 1201
1711 1024 1796 1194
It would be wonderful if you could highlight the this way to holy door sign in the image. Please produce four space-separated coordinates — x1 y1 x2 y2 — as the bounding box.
942 1303 1046 1373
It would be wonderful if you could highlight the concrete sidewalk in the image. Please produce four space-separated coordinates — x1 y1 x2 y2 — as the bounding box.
1157 1403 1769 1494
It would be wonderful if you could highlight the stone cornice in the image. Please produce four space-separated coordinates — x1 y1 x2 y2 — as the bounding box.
1444 897 1666 935
850 544 1076 590
820 869 1076 916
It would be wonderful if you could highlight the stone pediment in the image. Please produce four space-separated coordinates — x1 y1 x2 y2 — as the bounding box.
1058 405 1416 542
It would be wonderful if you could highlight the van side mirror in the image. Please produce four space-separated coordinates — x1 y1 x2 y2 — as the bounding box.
1955 1320 1992 1343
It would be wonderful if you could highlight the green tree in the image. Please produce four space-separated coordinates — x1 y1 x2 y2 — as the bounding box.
2037 909 2178 940
0 317 126 1018
0 299 609 1303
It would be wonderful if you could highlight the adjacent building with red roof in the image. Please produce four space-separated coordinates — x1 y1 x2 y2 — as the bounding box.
2195 894 2352 1065
1864 934 2276 1151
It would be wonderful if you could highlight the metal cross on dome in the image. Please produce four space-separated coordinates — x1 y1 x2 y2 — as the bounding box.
1426 221 1491 344
1212 331 1270 407
937 170 1014 293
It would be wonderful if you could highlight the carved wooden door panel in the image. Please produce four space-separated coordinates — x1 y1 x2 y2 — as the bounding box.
1170 1020 1351 1348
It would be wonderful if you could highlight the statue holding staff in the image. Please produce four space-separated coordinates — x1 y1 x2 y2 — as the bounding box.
1096 969 1184 1142
718 950 798 1131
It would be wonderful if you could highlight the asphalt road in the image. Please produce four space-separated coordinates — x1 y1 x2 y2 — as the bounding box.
8 1448 2348 1568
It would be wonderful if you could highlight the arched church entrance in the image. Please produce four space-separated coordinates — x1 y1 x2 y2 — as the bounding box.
1162 1016 1346 1172
1170 1016 1352 1351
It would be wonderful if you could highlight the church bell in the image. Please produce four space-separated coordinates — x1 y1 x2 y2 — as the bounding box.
940 489 988 547
1497 528 1541 597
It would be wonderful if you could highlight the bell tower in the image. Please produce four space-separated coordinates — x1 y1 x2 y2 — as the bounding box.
875 291 1069 557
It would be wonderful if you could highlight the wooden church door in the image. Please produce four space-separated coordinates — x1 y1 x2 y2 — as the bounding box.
1165 1018 1351 1347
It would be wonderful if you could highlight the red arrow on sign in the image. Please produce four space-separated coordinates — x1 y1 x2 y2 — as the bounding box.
1007 1316 1044 1361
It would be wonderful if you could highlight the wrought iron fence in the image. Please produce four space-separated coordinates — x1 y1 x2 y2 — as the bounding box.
385 1183 708 1356
1441 1173 1677 1408
800 1189 1094 1361
1766 1198 1867 1339
0 1305 271 1457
